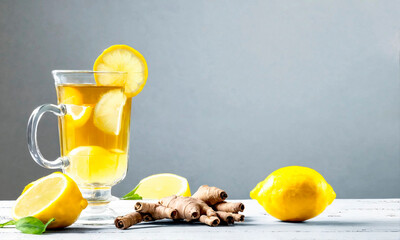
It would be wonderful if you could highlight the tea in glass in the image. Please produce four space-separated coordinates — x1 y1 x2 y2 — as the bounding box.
57 84 131 187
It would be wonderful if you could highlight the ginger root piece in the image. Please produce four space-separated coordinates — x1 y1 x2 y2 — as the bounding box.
159 195 216 220
135 202 178 220
192 198 217 217
231 213 245 222
192 185 228 205
115 185 245 230
115 212 143 229
142 213 154 222
213 201 244 213
160 195 200 220
199 215 220 227
216 211 234 224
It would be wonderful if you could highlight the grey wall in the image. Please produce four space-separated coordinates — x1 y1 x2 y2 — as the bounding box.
0 0 399 200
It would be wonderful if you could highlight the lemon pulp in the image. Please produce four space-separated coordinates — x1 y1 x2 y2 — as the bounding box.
65 105 92 128
14 176 66 218
93 89 126 135
135 173 191 199
12 172 87 228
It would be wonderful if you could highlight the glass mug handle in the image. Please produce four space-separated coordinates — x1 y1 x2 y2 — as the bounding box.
27 104 69 169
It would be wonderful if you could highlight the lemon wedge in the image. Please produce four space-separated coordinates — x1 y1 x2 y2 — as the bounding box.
94 45 148 98
135 173 191 199
93 89 126 135
12 172 87 229
65 105 92 128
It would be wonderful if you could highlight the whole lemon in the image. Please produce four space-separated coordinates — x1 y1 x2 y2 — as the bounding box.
250 166 336 222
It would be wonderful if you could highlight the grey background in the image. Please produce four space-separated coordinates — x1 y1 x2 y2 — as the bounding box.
0 0 399 200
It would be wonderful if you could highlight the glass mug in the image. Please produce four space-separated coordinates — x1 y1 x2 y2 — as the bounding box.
27 70 131 224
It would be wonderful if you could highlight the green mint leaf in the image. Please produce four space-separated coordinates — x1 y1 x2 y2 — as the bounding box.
121 183 143 200
122 193 143 200
15 216 48 234
0 220 16 227
1 217 55 234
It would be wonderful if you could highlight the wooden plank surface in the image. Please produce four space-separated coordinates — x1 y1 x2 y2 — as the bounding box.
0 199 399 239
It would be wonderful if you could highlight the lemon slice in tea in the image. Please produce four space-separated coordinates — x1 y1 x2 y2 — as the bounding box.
59 87 83 105
67 146 118 184
93 89 126 135
65 105 92 128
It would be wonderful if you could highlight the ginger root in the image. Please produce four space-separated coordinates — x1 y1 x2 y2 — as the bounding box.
199 215 220 227
231 213 245 222
135 202 178 220
213 201 245 213
216 211 234 224
115 203 176 229
114 185 245 229
142 213 154 222
159 195 216 220
115 212 143 229
192 185 227 205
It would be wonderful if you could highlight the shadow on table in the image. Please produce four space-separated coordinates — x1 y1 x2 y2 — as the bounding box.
47 217 372 234
46 219 242 234
138 220 246 228
242 216 372 227
281 220 371 227
46 224 165 234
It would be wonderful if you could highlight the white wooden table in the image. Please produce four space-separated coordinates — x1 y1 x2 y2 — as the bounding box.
1 199 399 239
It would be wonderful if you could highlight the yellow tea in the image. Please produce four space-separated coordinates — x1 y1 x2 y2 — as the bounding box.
56 84 131 187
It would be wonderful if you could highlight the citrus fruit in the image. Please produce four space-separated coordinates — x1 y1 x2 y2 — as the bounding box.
110 148 128 181
93 89 126 135
12 172 87 228
20 177 43 195
250 166 336 222
65 105 92 128
66 146 123 185
59 87 82 105
135 173 191 199
94 44 148 98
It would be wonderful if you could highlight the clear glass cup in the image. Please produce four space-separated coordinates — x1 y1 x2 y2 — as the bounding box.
27 70 131 224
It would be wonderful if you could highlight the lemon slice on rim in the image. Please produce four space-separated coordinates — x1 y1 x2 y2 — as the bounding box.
94 45 148 98
12 172 87 229
134 173 191 199
93 89 126 135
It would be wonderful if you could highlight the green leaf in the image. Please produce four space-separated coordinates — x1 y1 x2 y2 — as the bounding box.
0 220 16 227
43 218 55 231
122 193 142 200
15 216 54 234
121 183 143 200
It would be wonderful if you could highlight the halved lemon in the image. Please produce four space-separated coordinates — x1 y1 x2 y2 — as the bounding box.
65 105 92 128
12 172 87 229
135 173 191 199
94 45 148 98
93 90 126 135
